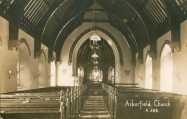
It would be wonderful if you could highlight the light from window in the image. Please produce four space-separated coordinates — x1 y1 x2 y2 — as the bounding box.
160 44 173 92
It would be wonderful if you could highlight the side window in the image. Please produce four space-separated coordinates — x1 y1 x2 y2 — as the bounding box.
160 44 173 92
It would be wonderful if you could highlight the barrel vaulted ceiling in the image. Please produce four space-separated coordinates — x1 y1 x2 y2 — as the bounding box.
0 0 187 58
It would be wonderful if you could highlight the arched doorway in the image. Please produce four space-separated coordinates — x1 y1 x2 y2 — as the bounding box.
160 44 173 92
145 54 153 89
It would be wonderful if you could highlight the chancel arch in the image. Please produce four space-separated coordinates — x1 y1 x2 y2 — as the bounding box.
59 22 134 84
72 30 117 83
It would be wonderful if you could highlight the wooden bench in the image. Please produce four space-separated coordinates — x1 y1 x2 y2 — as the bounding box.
0 86 86 119
103 83 187 119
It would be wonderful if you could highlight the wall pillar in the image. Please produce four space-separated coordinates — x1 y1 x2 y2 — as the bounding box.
152 57 160 90
134 53 145 88
0 17 17 93
50 61 57 87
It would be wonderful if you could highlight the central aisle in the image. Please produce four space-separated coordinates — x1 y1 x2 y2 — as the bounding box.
79 83 111 119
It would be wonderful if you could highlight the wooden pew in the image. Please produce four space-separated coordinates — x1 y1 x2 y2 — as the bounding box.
102 83 187 119
0 86 86 119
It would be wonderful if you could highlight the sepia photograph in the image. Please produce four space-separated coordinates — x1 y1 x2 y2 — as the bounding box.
0 0 187 119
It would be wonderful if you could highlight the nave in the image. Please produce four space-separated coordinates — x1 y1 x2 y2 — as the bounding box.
1 81 187 119
1 0 187 119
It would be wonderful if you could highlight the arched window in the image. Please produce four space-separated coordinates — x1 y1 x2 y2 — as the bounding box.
160 44 173 92
145 54 153 89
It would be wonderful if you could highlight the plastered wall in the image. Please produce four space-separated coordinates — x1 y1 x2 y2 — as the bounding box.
0 17 51 93
135 20 187 95
0 17 17 93
172 20 187 94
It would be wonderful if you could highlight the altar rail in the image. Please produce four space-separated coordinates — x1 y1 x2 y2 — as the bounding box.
102 83 187 119
0 85 87 119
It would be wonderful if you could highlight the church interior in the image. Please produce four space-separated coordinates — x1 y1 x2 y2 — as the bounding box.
0 0 187 119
